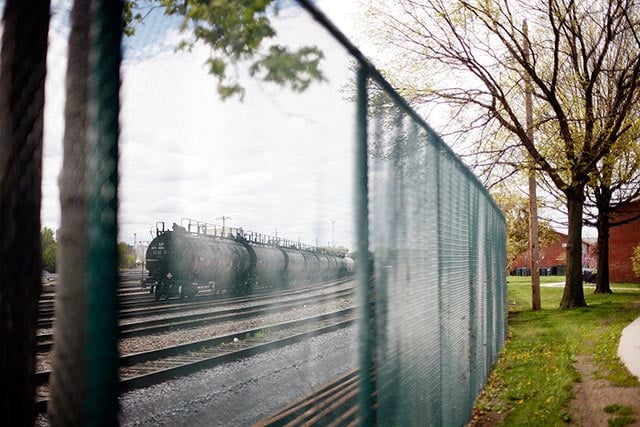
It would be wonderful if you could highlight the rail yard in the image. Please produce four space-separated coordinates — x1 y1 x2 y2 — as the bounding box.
35 269 358 424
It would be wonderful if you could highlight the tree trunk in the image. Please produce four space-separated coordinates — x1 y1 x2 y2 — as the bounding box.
48 0 91 424
594 211 612 293
0 0 50 424
560 186 588 308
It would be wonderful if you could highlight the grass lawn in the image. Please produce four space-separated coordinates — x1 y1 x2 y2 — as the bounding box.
473 277 640 425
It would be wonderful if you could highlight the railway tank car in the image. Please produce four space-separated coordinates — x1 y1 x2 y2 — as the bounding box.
144 220 353 300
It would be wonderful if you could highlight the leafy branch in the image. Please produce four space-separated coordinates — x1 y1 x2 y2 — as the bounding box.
125 0 326 100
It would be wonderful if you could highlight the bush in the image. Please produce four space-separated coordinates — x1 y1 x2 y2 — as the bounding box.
632 244 640 277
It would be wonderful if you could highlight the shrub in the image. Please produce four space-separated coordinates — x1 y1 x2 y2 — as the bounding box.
632 244 640 278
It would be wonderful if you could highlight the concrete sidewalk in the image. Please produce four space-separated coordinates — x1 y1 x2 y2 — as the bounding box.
618 316 640 380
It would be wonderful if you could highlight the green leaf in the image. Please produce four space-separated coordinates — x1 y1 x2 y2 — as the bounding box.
217 83 245 101
207 57 226 78
128 0 325 100
249 45 326 92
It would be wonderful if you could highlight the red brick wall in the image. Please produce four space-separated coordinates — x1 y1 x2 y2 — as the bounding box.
609 200 640 283
511 231 596 275
512 231 566 269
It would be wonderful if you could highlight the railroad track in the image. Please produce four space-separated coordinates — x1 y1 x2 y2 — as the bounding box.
38 293 154 317
37 278 354 329
35 286 355 351
257 369 361 427
35 308 356 413
38 271 153 313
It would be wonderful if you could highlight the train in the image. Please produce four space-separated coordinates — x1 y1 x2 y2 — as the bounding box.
143 220 354 300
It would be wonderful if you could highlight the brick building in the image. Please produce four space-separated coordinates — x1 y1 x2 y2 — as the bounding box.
510 230 587 276
609 199 640 283
510 200 640 283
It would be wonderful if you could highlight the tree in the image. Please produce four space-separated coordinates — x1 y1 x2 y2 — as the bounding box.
365 0 640 307
126 0 325 99
119 242 136 268
41 227 58 273
585 128 640 293
0 0 50 423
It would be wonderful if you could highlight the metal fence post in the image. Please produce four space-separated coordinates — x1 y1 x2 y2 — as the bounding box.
356 65 376 426
85 0 123 423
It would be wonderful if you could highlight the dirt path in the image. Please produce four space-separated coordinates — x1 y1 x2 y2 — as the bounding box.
568 355 640 426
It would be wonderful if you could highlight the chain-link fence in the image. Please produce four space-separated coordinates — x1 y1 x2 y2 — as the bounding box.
301 0 510 421
360 70 507 425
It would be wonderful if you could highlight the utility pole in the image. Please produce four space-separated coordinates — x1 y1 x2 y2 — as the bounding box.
216 216 232 235
524 20 541 310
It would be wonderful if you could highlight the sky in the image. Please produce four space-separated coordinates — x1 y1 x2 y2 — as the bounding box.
13 0 597 250
41 0 365 249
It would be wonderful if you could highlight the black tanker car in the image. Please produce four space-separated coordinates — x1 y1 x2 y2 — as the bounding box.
143 221 354 300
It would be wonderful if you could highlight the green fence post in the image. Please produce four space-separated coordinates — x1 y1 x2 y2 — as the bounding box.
356 65 376 426
85 0 123 424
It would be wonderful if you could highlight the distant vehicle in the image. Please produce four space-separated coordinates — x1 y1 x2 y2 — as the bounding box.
582 269 597 283
143 221 354 300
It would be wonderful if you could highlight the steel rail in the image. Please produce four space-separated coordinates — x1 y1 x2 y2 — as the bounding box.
37 278 354 327
35 308 356 413
256 369 360 426
37 277 354 328
36 286 355 351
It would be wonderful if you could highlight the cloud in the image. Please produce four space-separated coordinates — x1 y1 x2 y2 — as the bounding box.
41 0 359 249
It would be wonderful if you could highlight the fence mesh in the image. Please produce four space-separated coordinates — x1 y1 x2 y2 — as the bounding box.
362 73 507 426
0 0 508 423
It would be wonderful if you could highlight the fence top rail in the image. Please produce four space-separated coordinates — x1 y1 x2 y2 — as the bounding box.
294 0 505 222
